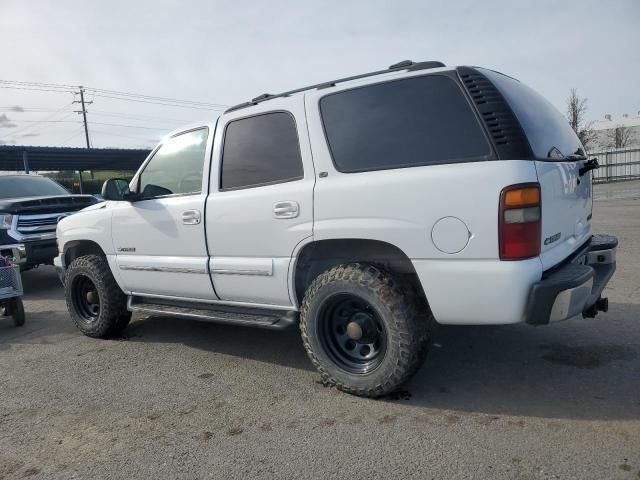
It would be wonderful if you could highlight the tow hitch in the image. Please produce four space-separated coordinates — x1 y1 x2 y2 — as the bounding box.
583 296 609 318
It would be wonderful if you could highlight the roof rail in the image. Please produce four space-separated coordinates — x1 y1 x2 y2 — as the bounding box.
225 60 446 113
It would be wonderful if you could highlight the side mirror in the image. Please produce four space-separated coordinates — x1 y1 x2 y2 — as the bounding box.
101 178 133 201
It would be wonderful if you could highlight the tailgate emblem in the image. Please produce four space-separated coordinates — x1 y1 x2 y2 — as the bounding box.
544 232 561 245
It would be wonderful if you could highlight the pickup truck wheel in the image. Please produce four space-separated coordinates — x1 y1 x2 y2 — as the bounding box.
11 298 25 327
65 255 129 338
300 263 430 398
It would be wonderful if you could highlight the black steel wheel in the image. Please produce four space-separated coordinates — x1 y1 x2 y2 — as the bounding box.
71 275 101 322
300 263 431 397
318 294 387 374
65 255 129 338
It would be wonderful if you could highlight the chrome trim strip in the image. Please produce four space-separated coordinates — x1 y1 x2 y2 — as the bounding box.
16 225 58 233
119 265 207 274
7 230 57 242
16 212 76 221
211 268 272 276
130 292 297 311
8 212 75 242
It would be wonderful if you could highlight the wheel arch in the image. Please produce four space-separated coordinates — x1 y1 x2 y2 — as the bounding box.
63 240 106 268
292 238 427 307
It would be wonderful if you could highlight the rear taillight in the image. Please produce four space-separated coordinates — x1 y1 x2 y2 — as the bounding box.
499 183 541 260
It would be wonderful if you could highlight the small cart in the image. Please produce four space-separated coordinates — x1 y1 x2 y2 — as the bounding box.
0 260 25 327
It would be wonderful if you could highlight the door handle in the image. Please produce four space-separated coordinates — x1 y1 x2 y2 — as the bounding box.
182 210 201 225
273 201 299 219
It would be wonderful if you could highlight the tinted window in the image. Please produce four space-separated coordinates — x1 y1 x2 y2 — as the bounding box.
480 68 583 159
0 176 68 199
139 128 208 197
221 112 303 190
320 75 491 173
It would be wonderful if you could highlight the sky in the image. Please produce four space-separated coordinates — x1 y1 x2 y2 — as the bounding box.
0 0 638 149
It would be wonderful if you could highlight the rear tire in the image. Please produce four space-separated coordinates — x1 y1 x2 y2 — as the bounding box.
300 263 431 397
11 298 25 326
65 255 129 338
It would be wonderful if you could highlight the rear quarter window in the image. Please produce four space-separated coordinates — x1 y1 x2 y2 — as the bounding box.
479 68 584 159
320 74 492 173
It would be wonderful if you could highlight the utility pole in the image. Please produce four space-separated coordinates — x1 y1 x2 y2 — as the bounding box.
73 86 94 192
78 87 91 148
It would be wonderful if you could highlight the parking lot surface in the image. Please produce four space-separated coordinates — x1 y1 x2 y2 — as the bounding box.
1 181 639 479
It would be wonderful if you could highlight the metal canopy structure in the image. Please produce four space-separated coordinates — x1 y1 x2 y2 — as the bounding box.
0 145 151 172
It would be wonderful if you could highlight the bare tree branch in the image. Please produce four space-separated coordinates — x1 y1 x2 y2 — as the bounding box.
566 88 596 150
606 125 635 149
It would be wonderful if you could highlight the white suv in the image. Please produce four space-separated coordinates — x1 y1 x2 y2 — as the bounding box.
55 60 617 397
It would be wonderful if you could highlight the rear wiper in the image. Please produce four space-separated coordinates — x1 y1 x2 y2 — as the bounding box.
564 154 588 161
579 158 599 176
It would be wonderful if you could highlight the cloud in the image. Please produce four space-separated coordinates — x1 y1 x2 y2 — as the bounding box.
18 133 39 138
9 106 24 112
0 113 17 128
0 139 16 145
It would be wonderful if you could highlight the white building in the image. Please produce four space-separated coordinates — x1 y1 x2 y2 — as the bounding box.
591 113 640 151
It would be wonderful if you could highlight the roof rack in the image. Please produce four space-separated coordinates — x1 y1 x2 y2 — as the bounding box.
225 60 446 113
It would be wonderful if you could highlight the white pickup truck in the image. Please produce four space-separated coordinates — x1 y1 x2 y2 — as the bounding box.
55 60 617 397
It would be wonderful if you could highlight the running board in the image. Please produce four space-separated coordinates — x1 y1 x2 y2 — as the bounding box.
127 296 298 330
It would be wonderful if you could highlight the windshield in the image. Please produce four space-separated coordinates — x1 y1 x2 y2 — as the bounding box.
479 68 584 160
0 176 69 199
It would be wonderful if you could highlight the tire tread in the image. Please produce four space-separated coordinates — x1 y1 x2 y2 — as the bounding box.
300 263 431 397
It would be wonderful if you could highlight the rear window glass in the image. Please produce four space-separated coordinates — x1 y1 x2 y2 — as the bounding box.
480 68 583 159
221 112 303 190
320 74 491 173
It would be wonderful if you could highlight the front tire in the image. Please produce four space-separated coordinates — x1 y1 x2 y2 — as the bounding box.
300 263 430 397
65 255 130 338
11 298 25 326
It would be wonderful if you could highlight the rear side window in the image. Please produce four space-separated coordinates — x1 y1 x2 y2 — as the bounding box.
221 112 303 190
320 75 492 173
480 68 583 159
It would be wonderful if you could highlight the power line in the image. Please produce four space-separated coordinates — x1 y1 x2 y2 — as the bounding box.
10 119 82 123
90 121 174 131
90 128 159 141
90 93 226 110
87 88 228 108
2 107 190 124
88 110 188 124
1 79 229 109
0 85 76 94
0 107 64 112
59 128 86 145
0 79 78 89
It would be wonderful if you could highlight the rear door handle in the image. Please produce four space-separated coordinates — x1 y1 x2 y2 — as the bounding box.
182 210 201 225
273 201 299 219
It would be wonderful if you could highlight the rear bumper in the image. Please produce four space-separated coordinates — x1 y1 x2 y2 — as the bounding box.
525 234 617 325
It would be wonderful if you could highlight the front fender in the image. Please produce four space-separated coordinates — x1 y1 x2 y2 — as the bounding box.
56 203 114 256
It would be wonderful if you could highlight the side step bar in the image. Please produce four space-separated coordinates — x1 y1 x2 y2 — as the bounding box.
127 296 298 330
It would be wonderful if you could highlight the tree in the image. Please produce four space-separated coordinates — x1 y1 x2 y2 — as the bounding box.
607 125 634 149
566 88 596 151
